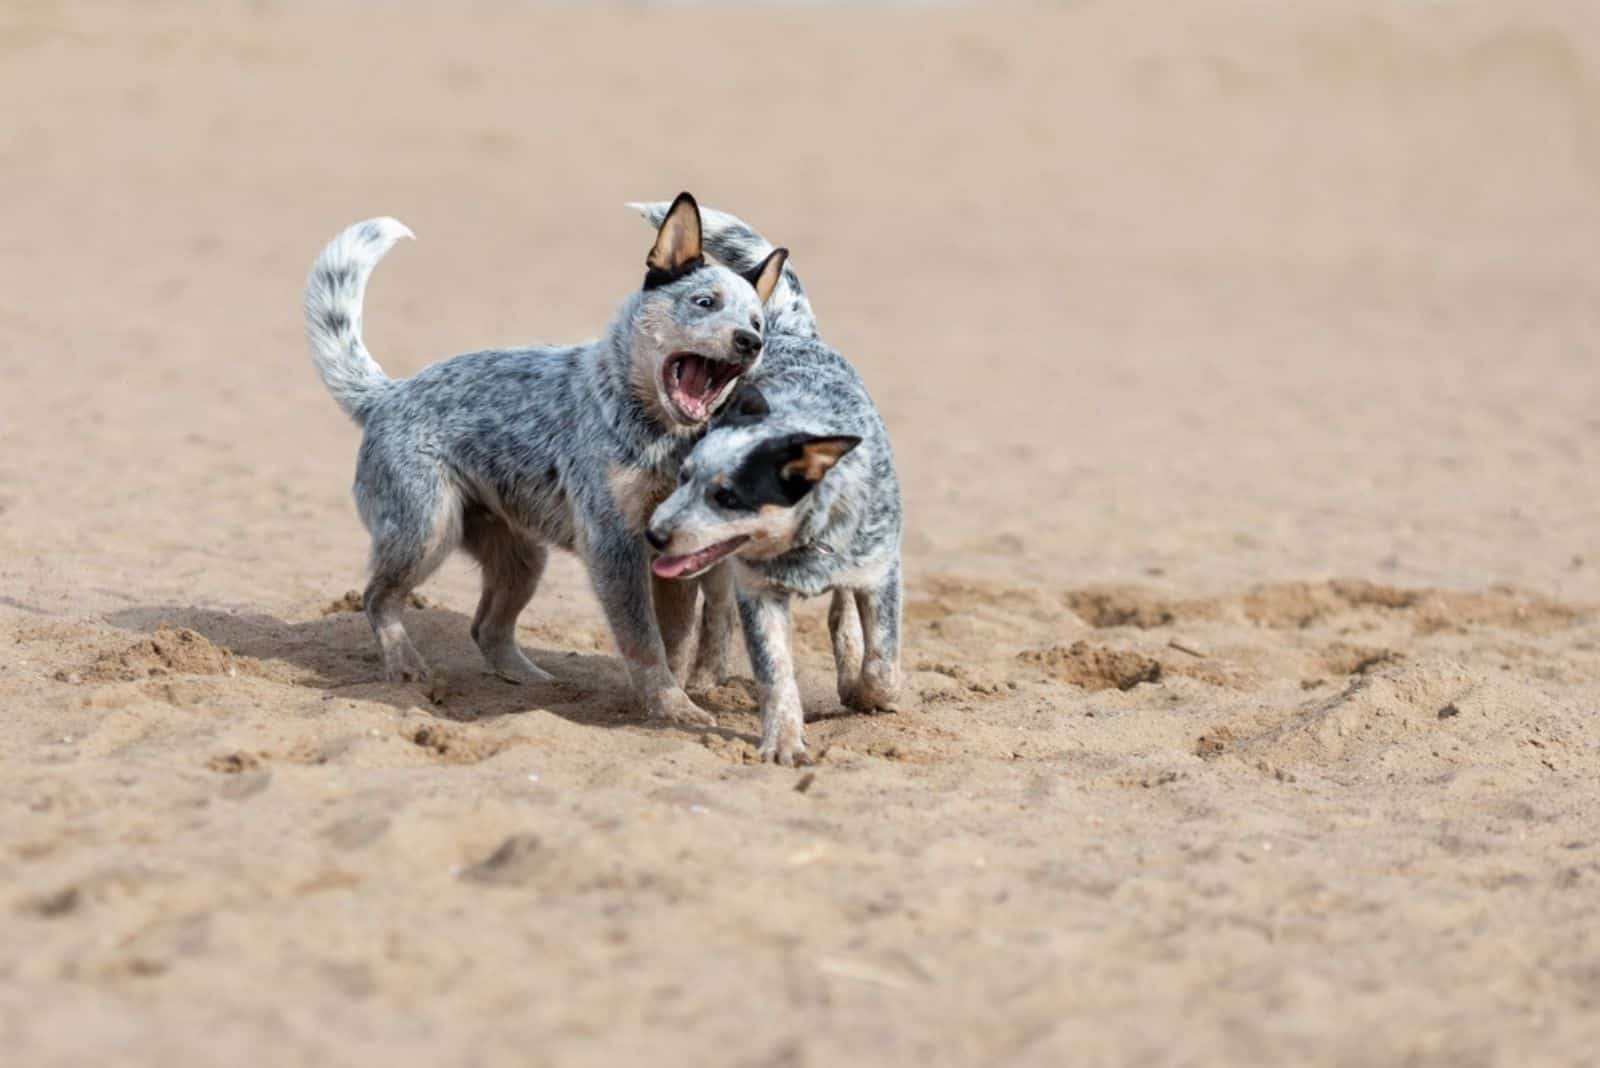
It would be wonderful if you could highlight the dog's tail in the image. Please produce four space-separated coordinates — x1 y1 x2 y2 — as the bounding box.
303 217 414 424
627 201 818 339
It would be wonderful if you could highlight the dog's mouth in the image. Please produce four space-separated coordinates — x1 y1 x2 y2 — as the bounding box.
650 535 750 580
661 352 743 425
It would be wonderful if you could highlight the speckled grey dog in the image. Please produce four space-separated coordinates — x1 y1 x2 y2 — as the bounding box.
303 194 787 726
635 203 903 764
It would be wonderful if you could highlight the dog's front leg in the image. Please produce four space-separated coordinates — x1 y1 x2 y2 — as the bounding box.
686 563 736 692
652 573 699 684
737 588 807 766
584 528 713 727
828 587 866 709
850 560 903 712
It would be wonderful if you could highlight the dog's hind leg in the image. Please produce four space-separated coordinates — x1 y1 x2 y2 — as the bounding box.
686 563 735 692
357 457 459 683
847 560 902 713
652 573 699 686
363 529 455 684
464 511 554 684
364 572 432 682
828 587 866 710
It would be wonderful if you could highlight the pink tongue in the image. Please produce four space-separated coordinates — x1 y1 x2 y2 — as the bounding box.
651 537 745 579
678 357 709 399
652 552 702 579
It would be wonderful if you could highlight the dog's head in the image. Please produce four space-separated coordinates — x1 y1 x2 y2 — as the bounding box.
629 192 787 430
646 385 860 579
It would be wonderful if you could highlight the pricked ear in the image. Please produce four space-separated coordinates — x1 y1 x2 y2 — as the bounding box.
742 247 789 306
643 191 704 288
777 434 861 485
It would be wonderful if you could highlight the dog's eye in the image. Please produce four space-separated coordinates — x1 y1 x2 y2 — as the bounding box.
712 487 742 510
693 294 716 310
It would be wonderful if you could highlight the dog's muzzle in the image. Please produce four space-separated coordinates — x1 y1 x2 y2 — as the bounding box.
731 328 762 365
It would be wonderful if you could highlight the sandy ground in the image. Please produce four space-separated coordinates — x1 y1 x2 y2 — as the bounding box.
3 1 1600 1064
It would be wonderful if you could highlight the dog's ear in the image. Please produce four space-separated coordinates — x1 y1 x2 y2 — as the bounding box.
644 191 704 288
742 247 788 306
753 432 861 503
780 434 859 484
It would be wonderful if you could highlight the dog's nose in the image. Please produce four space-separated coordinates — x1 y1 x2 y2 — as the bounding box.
731 328 762 362
645 527 669 552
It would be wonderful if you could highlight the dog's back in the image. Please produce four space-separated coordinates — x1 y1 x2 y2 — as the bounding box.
355 345 588 551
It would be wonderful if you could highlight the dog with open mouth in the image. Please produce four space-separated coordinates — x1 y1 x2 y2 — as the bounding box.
635 202 903 764
302 194 785 726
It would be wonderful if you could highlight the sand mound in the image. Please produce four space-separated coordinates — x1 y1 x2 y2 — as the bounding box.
1229 657 1580 776
1050 580 1585 635
1019 641 1163 691
1240 580 1581 633
64 627 261 683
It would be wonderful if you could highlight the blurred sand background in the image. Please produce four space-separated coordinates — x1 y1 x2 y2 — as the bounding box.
2 1 1599 1064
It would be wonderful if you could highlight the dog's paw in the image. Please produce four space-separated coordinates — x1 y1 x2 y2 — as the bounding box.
382 643 432 684
645 688 717 728
485 645 555 685
757 733 812 768
842 660 900 714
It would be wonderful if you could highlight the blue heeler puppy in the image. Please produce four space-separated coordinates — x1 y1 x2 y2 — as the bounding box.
302 194 787 726
633 203 903 764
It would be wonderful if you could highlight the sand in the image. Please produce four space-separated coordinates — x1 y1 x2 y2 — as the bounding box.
3 1 1599 1064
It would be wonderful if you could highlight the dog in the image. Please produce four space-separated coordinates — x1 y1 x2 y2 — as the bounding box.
633 202 903 764
302 194 786 726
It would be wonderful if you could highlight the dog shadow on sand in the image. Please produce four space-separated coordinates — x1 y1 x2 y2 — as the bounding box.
100 602 766 740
